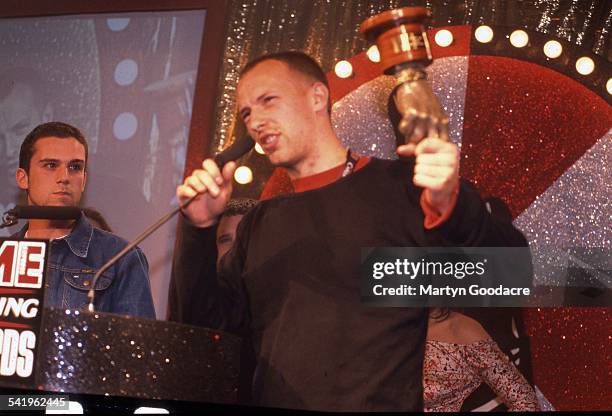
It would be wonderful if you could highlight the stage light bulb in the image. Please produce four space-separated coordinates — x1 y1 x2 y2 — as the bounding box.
575 56 595 75
234 166 253 184
474 25 494 43
366 45 380 62
434 29 453 47
607 78 612 95
254 142 265 154
334 60 353 78
510 30 529 48
543 40 563 58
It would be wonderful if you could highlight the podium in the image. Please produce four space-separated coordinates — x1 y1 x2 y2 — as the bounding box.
0 308 241 411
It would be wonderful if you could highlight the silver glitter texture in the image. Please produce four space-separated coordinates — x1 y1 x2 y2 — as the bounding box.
332 56 468 159
515 129 611 286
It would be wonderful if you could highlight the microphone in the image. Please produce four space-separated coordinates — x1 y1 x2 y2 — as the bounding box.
213 135 255 168
1 205 82 228
87 135 255 313
9 205 82 220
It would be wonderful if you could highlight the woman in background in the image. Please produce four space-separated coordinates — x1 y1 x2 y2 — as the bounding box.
424 309 540 412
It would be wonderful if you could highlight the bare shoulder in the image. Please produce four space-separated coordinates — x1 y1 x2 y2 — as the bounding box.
448 312 492 344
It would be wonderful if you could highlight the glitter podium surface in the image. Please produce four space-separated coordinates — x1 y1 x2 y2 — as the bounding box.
34 308 240 403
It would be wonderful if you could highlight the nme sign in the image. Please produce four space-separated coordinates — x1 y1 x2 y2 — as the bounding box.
0 241 45 289
0 240 47 383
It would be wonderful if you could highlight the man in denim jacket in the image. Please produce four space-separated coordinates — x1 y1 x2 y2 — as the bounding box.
12 122 155 318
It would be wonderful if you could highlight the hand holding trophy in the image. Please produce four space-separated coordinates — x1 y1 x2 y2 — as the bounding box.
361 8 458 214
360 7 449 144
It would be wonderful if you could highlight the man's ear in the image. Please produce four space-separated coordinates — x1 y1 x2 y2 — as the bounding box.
311 82 330 114
16 168 29 191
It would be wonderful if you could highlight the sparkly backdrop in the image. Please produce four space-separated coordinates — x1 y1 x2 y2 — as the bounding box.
214 0 610 154
299 35 610 410
195 0 611 411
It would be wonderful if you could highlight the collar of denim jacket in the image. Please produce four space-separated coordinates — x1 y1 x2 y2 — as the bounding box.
62 213 93 258
12 211 91 258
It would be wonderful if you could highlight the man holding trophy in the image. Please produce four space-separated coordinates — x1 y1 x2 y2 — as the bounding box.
172 7 527 411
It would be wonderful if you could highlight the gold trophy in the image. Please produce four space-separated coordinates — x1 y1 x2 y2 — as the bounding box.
360 7 449 144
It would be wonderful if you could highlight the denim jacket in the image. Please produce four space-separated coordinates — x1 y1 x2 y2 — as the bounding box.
15 214 156 318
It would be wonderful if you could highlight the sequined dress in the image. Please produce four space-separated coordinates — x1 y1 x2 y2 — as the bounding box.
423 339 540 412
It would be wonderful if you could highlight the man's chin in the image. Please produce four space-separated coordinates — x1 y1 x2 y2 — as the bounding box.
267 152 291 168
44 198 77 207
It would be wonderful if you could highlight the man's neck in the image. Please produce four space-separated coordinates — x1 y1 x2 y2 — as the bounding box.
26 219 75 240
285 130 347 180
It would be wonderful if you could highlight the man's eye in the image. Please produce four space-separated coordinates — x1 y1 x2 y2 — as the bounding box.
264 96 276 103
43 162 57 169
69 163 84 171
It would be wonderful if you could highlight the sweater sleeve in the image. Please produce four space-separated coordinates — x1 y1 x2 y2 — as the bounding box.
427 180 529 248
169 214 250 334
167 215 217 324
420 187 459 229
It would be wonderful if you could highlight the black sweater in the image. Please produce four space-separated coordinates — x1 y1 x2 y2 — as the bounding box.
170 158 528 411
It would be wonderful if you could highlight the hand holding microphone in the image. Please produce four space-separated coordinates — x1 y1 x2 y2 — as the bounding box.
176 135 254 228
86 135 253 311
86 136 254 312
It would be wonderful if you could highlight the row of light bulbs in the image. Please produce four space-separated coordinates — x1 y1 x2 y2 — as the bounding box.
473 26 597 77
333 26 610 95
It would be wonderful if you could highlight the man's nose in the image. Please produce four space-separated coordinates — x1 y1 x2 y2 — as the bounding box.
247 111 266 135
56 167 70 183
